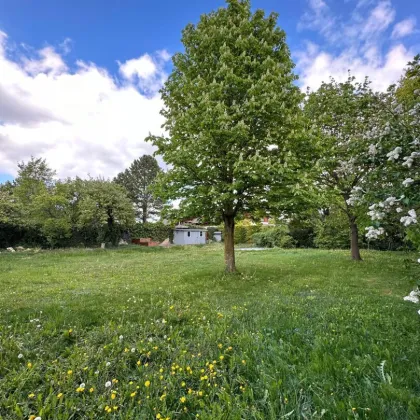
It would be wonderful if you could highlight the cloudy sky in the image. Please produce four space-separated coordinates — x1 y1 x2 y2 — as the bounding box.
0 0 419 182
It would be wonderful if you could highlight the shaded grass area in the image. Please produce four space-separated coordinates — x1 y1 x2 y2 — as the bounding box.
0 246 419 419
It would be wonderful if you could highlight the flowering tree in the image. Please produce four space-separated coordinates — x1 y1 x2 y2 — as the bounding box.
305 76 379 260
365 55 419 251
148 0 303 272
364 55 420 305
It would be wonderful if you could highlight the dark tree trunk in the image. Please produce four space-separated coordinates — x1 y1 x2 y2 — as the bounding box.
223 214 236 273
142 203 148 224
349 218 362 261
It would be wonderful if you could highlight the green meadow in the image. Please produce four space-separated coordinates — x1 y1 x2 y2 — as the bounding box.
0 246 419 419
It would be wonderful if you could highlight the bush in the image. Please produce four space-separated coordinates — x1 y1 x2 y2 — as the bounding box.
130 222 173 243
252 226 296 248
234 221 262 244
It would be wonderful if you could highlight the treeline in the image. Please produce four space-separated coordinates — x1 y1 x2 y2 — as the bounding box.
0 156 166 248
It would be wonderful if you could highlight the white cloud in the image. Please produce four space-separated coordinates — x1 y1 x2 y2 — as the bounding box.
0 32 168 179
392 17 417 39
119 54 157 80
296 0 415 92
360 0 395 38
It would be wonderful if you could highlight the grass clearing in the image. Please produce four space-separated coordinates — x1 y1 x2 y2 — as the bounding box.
0 245 419 419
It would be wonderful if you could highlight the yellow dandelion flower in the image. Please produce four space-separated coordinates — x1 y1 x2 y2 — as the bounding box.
219 355 224 361
181 381 186 387
156 414 162 419
69 329 73 333
136 360 141 366
180 396 186 403
159 393 167 401
113 406 118 411
241 360 246 365
130 392 137 397
188 388 193 394
198 391 203 397
105 405 110 411
83 366 88 371
169 305 174 310
28 393 35 398
111 393 116 400
228 346 233 351
218 343 223 349
89 388 94 393
57 393 63 399
67 369 72 375
160 375 164 380
27 363 33 369
145 380 151 387
352 408 356 412
124 348 129 353
112 378 118 384
145 363 149 367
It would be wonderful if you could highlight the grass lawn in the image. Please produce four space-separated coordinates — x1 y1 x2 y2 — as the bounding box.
0 245 419 419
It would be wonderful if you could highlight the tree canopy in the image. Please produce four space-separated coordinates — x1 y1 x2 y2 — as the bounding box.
148 0 304 271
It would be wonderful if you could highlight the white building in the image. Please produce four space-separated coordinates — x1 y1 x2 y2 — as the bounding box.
213 231 222 242
173 226 207 245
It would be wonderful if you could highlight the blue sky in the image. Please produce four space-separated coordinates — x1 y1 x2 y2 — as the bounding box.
0 0 419 182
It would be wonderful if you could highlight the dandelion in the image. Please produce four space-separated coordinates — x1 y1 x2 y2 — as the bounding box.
218 343 223 349
181 381 186 387
28 393 35 398
219 355 224 361
113 406 118 411
198 391 203 397
89 388 94 393
145 380 151 387
130 391 137 397
136 360 141 366
57 393 63 399
27 362 33 369
112 378 118 384
124 348 129 353
105 381 112 388
67 369 72 375
180 396 186 403
131 348 136 353
111 392 117 400
242 360 246 365
18 353 23 359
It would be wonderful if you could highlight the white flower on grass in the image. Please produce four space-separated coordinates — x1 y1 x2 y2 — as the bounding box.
403 290 420 304
18 353 23 359
35 417 41 420
402 178 414 187
79 383 85 389
119 335 123 340
131 348 136 353
36 324 41 328
106 362 111 367
396 207 403 213
105 381 112 388
148 337 153 342
95 370 99 375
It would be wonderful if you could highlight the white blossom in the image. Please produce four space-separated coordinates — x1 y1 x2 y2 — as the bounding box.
386 147 402 161
402 178 414 187
368 144 377 156
105 381 112 388
18 353 23 359
365 226 384 240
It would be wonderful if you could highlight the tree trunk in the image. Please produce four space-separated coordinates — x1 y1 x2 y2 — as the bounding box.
142 204 148 224
223 214 236 273
349 218 362 261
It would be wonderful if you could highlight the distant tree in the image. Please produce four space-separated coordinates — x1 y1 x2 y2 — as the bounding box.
77 178 136 245
305 76 379 260
114 155 163 223
0 182 17 224
148 0 303 272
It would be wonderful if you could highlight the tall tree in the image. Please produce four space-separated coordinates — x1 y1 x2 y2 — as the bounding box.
148 0 303 272
305 76 379 260
114 155 163 223
77 178 136 245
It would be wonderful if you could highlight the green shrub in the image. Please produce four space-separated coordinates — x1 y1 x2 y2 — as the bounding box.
234 221 262 244
130 222 173 243
252 225 296 248
314 210 352 249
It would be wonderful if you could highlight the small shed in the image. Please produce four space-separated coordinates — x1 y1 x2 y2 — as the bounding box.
213 231 222 242
173 225 207 245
